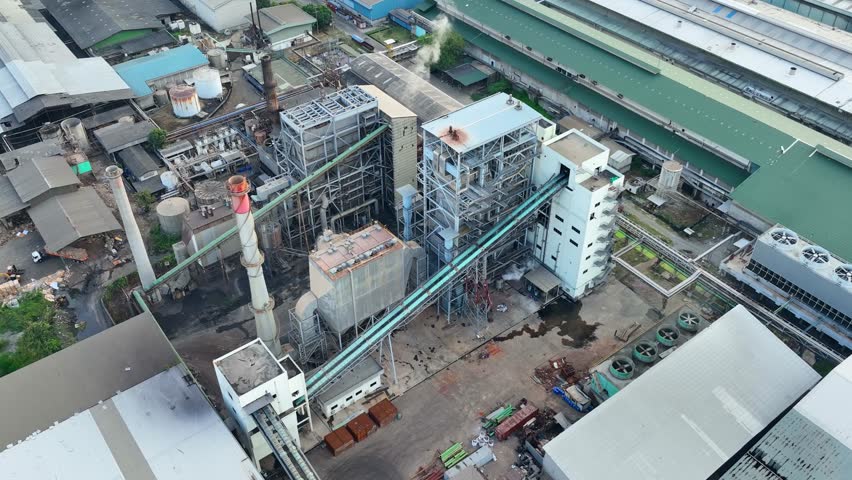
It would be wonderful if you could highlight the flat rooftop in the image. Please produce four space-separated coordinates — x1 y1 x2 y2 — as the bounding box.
215 341 283 395
547 131 605 167
438 0 852 261
422 92 541 153
310 224 403 280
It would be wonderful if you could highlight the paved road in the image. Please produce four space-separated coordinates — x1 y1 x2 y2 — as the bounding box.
0 230 63 282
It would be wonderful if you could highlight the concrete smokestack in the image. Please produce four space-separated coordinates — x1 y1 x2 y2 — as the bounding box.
105 166 156 290
261 55 279 119
227 175 281 356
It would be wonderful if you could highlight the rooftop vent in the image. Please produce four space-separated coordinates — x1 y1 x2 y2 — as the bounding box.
677 311 700 332
835 264 852 288
633 342 658 364
802 246 830 266
656 326 679 347
609 356 635 380
769 228 798 248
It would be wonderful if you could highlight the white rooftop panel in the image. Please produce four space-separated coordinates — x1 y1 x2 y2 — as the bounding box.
794 358 852 450
542 305 820 480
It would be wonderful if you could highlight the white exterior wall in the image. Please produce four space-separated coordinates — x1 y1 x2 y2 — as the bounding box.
270 33 310 51
187 0 252 32
532 130 624 298
319 371 383 418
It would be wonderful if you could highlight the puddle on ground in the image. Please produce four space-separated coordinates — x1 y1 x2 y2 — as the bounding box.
494 299 599 348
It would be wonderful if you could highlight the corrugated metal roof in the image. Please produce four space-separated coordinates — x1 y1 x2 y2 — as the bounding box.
255 4 316 34
41 0 181 50
27 187 121 251
112 44 209 96
6 155 80 203
0 139 63 171
524 266 561 292
94 121 155 153
118 145 160 178
0 174 27 218
542 305 820 480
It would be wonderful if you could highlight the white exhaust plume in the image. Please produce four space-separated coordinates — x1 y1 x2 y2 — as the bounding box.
412 15 451 78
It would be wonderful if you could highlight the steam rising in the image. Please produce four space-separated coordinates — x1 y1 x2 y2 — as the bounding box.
412 15 451 78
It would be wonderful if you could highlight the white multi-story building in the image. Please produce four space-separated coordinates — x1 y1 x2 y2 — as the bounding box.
214 340 311 467
530 129 623 298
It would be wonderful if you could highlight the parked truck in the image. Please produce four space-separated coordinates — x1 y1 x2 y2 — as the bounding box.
32 247 88 263
553 384 593 413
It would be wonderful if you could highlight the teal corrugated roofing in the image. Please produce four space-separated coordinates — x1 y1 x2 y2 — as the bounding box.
112 45 209 96
442 0 852 260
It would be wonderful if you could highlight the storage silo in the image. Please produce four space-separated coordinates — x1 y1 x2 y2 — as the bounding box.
207 48 227 69
658 160 683 190
195 179 229 205
169 85 201 118
194 67 223 99
153 89 169 107
61 118 90 152
156 197 190 235
39 123 62 141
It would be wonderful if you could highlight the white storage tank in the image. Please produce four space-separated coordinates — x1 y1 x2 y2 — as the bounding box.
658 160 683 190
169 85 201 117
207 48 227 69
160 171 179 191
156 197 190 235
60 118 90 152
194 67 222 99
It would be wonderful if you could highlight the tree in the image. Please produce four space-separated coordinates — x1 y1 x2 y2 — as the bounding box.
148 128 167 150
135 190 156 213
15 321 62 365
434 31 465 70
257 0 276 8
303 4 332 30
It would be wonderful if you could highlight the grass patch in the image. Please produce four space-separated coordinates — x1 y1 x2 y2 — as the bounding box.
149 224 180 254
623 212 673 245
0 291 54 333
629 158 657 178
471 78 553 119
812 358 837 377
0 292 64 377
367 25 414 45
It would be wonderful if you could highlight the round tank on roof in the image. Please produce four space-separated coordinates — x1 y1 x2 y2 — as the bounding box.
60 117 90 152
195 179 229 205
39 123 61 140
169 85 201 118
207 48 227 69
194 67 223 99
156 197 190 235
160 171 179 191
658 160 682 190
154 89 169 107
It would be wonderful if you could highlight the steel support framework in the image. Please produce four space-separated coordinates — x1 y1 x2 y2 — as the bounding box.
272 87 385 249
418 116 540 320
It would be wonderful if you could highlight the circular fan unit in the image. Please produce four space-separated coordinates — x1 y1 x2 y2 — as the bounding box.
678 311 700 332
835 264 852 286
609 357 635 380
802 246 830 265
656 326 679 347
770 228 798 247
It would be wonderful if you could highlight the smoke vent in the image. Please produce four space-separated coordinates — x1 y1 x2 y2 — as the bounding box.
633 342 658 364
769 228 798 249
656 326 679 347
677 311 701 332
802 246 830 267
835 264 852 289
609 356 635 380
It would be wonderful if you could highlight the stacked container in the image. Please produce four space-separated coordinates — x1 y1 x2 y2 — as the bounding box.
495 404 538 441
324 427 355 456
346 413 377 442
368 399 399 428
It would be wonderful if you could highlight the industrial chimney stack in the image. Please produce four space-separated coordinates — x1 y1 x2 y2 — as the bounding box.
227 175 281 356
261 55 279 119
105 166 156 290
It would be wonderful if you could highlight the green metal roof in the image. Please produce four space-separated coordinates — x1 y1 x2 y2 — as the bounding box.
441 0 852 260
443 63 488 86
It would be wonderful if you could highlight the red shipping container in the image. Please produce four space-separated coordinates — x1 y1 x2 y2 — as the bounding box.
368 399 399 427
324 427 355 456
495 404 538 441
346 413 377 442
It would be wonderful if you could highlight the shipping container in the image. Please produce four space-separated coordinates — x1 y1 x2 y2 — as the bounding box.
324 427 355 456
368 399 399 428
346 413 377 442
495 404 538 441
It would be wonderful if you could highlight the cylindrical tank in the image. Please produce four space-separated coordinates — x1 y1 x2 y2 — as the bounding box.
194 67 223 99
169 85 201 118
195 179 229 206
188 22 201 35
659 160 683 190
160 171 179 191
39 123 62 141
153 89 169 107
156 197 190 236
207 48 227 69
60 118 90 152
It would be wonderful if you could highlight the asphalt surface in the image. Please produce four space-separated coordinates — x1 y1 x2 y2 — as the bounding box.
0 230 63 282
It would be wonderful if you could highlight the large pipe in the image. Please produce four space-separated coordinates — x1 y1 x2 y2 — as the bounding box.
105 166 156 290
261 55 279 118
228 175 281 356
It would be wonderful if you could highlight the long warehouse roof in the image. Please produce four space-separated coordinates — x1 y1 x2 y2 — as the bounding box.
439 0 852 260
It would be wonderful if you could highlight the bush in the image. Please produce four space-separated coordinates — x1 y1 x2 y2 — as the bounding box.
104 276 129 302
149 224 180 254
15 321 62 365
303 4 332 30
148 128 168 150
135 190 156 213
0 291 54 333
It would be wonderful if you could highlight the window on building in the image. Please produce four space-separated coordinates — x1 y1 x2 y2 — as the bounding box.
554 214 564 222
369 381 378 388
345 396 353 402
572 226 580 234
595 202 601 207
582 269 588 274
536 244 543 250
551 255 558 261
585 255 591 260
570 240 579 247
590 212 596 220
553 228 562 236
292 390 300 397
356 390 363 396
587 242 593 247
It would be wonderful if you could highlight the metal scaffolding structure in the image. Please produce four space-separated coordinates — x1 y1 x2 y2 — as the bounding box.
417 94 544 321
287 309 329 369
272 86 385 249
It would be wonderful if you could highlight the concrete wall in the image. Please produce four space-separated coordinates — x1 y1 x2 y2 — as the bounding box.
269 25 312 51
186 218 242 268
317 369 382 418
387 114 417 205
542 453 570 480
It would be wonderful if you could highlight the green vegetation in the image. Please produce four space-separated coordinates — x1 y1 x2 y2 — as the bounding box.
303 4 332 30
149 224 180 254
623 212 673 245
104 276 130 302
148 128 168 150
629 158 656 178
135 190 156 213
812 358 837 377
0 292 64 377
367 25 415 45
471 77 553 119
418 30 466 70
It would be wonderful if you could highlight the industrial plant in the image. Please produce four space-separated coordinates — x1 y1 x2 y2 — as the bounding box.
0 0 851 479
